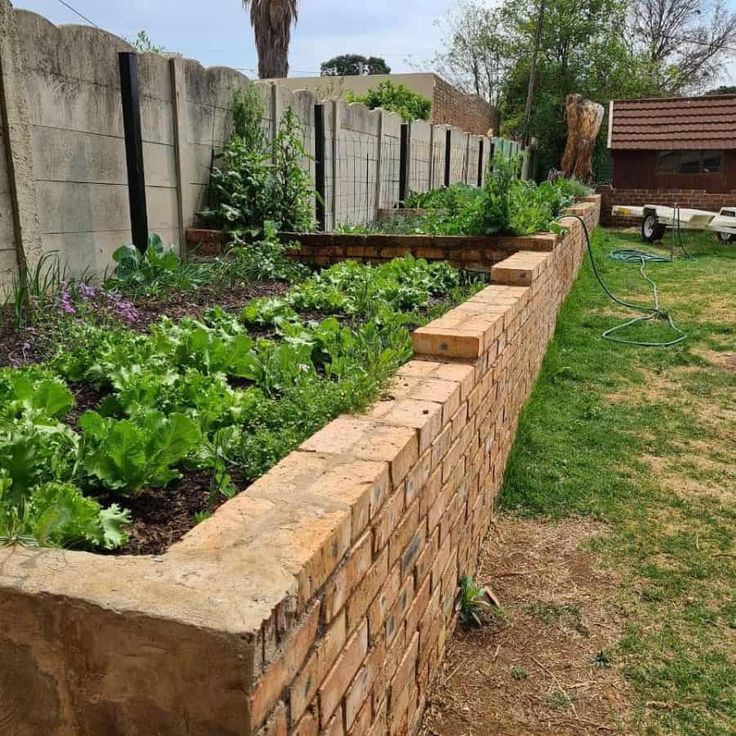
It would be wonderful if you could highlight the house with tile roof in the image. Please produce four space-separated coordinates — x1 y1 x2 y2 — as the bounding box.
600 94 736 225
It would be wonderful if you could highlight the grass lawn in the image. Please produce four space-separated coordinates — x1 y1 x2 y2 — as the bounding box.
501 227 736 734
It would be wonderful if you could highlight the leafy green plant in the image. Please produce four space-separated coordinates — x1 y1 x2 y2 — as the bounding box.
0 477 129 550
456 575 499 627
346 81 431 122
1 254 479 552
107 234 207 297
343 157 582 238
80 410 201 493
271 107 315 232
201 91 315 234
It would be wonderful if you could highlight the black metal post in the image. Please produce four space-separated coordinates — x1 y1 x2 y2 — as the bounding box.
398 123 409 205
444 129 452 188
118 52 148 253
477 139 484 187
314 104 326 231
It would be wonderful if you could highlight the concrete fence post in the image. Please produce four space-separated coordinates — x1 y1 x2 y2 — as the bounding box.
374 109 383 215
331 99 340 229
0 0 41 274
169 56 190 257
427 124 435 191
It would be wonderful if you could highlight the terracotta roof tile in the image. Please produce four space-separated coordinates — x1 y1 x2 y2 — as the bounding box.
609 95 736 150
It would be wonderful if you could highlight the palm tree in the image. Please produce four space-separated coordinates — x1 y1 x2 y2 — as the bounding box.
242 0 298 79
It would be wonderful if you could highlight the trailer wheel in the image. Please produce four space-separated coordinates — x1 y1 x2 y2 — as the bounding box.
641 213 665 243
717 231 734 244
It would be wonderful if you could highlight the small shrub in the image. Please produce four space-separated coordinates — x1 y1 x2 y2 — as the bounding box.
347 81 431 122
457 575 499 627
201 88 315 235
107 234 208 297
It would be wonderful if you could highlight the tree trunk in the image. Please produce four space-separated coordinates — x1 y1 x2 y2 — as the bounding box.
561 93 604 182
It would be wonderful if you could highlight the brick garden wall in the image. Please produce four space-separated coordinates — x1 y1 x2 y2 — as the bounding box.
598 185 736 227
237 196 600 736
0 197 600 736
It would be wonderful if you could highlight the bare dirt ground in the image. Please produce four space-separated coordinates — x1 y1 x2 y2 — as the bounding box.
420 518 632 736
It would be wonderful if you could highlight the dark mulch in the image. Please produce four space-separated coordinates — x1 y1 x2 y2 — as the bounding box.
65 382 109 430
0 314 56 367
129 280 289 332
101 468 248 556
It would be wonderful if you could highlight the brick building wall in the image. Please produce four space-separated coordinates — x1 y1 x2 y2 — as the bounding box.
598 185 736 226
431 76 496 136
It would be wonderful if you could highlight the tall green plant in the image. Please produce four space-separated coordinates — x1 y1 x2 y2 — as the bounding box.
201 90 314 234
271 107 314 232
232 85 266 152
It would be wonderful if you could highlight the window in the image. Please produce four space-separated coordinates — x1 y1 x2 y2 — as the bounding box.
655 150 722 174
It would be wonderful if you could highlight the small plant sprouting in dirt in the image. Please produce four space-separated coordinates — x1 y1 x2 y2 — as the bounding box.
456 575 500 627
526 601 589 637
511 666 529 681
592 649 612 668
546 689 573 710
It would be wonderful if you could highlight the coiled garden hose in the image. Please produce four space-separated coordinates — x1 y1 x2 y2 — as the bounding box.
556 214 687 347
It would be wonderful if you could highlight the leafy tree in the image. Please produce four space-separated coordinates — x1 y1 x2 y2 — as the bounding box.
629 0 736 92
432 0 735 177
431 0 512 107
242 0 298 78
346 81 431 121
321 54 391 76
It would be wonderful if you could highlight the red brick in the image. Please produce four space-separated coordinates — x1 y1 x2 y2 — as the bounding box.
249 603 320 730
372 489 404 556
289 611 347 724
384 574 414 644
301 416 418 488
404 449 431 507
324 707 345 736
291 710 318 736
413 528 438 586
405 575 431 636
369 398 443 454
319 620 369 725
323 532 372 622
346 548 389 634
368 563 401 643
345 636 385 730
255 701 287 736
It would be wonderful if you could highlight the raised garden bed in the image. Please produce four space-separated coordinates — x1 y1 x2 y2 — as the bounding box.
0 249 485 557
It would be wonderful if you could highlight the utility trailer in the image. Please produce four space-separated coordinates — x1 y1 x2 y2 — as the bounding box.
612 204 736 244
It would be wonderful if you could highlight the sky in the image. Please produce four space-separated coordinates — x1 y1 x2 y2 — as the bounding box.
13 0 455 78
12 0 736 84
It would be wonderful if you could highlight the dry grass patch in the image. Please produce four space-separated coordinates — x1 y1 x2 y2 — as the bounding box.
420 518 631 736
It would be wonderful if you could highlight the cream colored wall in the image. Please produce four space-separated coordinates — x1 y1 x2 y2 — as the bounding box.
271 73 437 102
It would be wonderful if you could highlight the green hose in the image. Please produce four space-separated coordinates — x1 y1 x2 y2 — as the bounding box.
556 214 687 348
